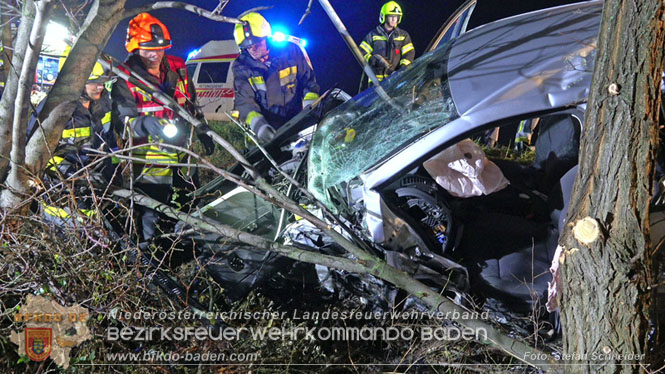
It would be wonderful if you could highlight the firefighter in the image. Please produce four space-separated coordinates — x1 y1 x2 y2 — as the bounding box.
232 12 320 143
27 55 116 226
111 13 214 247
359 1 415 88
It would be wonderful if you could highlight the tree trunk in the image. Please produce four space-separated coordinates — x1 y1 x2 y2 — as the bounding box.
1 0 54 209
559 1 665 373
0 0 34 181
1 10 12 81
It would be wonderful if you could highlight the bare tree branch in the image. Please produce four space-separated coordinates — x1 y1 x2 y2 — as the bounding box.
112 187 556 369
299 0 314 25
123 2 242 24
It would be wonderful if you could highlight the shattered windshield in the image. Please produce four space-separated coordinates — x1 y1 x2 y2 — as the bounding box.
308 41 458 210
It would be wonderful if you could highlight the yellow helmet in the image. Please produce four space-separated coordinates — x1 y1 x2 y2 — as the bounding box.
380 1 403 24
58 46 110 83
233 12 271 48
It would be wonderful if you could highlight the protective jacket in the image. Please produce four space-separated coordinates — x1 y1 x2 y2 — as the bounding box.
232 42 320 140
111 53 196 186
28 94 114 179
359 25 415 81
27 94 116 224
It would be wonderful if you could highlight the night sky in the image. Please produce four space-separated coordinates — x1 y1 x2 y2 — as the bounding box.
107 0 584 95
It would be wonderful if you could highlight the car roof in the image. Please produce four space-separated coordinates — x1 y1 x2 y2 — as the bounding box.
448 1 602 122
362 1 602 191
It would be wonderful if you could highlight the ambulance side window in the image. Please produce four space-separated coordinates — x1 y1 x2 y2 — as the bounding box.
198 62 231 84
186 64 197 81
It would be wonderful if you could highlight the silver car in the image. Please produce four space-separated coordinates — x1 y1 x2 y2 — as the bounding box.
195 1 603 316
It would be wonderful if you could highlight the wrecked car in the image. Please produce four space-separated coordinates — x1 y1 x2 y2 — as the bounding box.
189 1 606 320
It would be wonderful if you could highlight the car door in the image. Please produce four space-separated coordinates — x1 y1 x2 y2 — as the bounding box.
425 0 477 52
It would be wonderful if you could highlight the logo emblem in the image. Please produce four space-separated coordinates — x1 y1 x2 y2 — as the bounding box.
25 328 52 361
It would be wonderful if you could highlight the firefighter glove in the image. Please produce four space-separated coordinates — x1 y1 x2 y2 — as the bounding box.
256 124 276 143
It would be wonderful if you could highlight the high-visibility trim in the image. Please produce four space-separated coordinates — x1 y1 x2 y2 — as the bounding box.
138 174 172 184
131 86 152 101
279 66 297 79
43 204 71 219
279 66 298 87
80 209 97 217
372 35 387 41
245 111 264 128
303 92 319 101
248 76 266 91
101 111 111 125
359 41 373 53
394 36 406 41
359 41 373 62
399 59 412 66
47 156 65 171
303 91 320 107
141 167 173 176
401 43 414 54
62 126 91 139
249 76 265 85
43 203 98 223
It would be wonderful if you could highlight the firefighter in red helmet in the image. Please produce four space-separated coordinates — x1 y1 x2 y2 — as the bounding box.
111 13 214 251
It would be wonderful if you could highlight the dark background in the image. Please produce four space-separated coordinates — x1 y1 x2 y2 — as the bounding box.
106 0 584 95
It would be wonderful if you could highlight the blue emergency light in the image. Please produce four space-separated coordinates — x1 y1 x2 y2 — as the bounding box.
187 48 201 61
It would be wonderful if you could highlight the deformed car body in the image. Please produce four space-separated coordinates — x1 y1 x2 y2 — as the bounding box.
193 1 604 315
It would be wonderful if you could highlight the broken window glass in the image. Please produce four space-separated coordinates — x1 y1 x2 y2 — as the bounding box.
308 41 459 210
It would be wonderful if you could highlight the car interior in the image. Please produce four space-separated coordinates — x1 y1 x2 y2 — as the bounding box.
379 111 582 312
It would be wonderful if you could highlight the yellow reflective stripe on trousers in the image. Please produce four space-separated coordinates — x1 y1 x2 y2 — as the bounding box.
43 204 97 220
401 43 414 54
399 59 412 66
62 126 91 138
43 204 71 219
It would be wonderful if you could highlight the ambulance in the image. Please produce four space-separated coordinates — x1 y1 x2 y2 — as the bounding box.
185 40 240 121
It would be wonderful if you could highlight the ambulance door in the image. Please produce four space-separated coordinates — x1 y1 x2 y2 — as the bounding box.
194 60 235 121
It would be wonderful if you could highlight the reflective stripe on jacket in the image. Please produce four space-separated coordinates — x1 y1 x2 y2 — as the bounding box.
27 95 115 176
232 41 320 133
